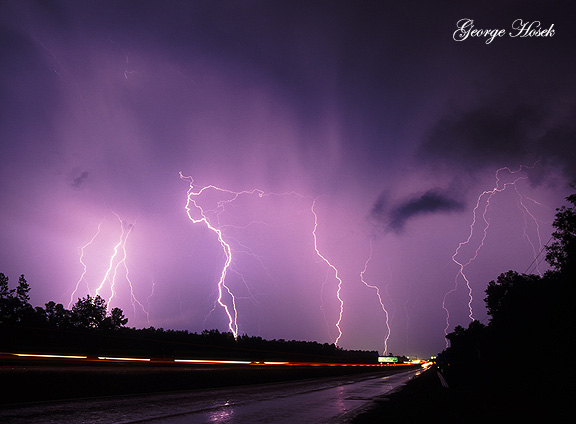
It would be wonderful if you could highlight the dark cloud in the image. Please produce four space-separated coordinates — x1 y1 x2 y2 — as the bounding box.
418 99 576 183
536 111 576 181
371 189 465 233
390 190 465 232
419 102 542 169
414 0 576 183
71 171 89 189
370 191 388 221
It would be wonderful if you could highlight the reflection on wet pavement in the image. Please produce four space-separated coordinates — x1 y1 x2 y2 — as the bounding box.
126 369 422 424
0 368 422 424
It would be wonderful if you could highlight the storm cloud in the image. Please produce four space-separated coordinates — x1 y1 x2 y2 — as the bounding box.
420 104 541 167
418 98 576 184
1 1 574 357
371 190 465 233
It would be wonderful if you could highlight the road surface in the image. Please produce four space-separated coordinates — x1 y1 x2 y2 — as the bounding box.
0 368 423 423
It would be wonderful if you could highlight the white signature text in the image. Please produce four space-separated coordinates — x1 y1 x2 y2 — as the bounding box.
453 19 555 44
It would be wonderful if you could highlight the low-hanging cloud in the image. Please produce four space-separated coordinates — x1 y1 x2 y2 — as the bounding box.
371 189 465 233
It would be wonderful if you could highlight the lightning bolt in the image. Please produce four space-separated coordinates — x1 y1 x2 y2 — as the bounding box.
513 185 546 275
443 164 545 345
360 240 391 354
108 216 135 309
145 277 156 325
108 38 136 80
180 174 347 344
112 217 149 320
318 269 334 342
311 199 344 345
181 175 244 338
69 222 103 308
71 213 150 320
95 213 126 305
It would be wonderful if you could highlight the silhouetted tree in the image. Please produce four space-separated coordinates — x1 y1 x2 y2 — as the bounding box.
444 320 486 364
0 271 375 361
0 273 34 324
546 189 576 274
15 275 30 303
45 300 73 329
71 295 107 329
0 273 14 299
484 270 542 326
15 275 35 322
102 307 128 330
436 187 576 421
0 273 16 324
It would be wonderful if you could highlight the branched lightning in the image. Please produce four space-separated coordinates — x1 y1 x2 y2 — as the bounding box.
69 222 103 308
513 185 545 275
443 164 545 345
71 213 150 319
311 199 344 345
112 217 149 320
318 269 333 341
180 174 347 345
181 174 240 338
360 240 391 354
95 213 127 305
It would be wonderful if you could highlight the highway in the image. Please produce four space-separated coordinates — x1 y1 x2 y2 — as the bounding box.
0 364 424 424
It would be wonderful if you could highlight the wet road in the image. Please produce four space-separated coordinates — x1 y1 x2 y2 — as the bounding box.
0 368 422 423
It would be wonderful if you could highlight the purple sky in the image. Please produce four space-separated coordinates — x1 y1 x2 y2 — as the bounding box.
1 1 575 358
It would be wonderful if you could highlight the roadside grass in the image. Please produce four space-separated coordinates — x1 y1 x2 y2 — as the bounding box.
351 365 570 423
351 366 465 423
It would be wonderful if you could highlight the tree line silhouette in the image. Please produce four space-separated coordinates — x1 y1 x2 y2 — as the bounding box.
436 186 576 421
0 275 377 363
0 277 127 331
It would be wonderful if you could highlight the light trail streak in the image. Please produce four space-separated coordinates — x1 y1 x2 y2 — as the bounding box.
14 353 87 359
5 353 417 367
97 356 150 362
360 240 391 354
174 359 252 365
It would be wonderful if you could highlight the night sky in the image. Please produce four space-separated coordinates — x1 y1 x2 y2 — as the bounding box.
1 1 575 358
